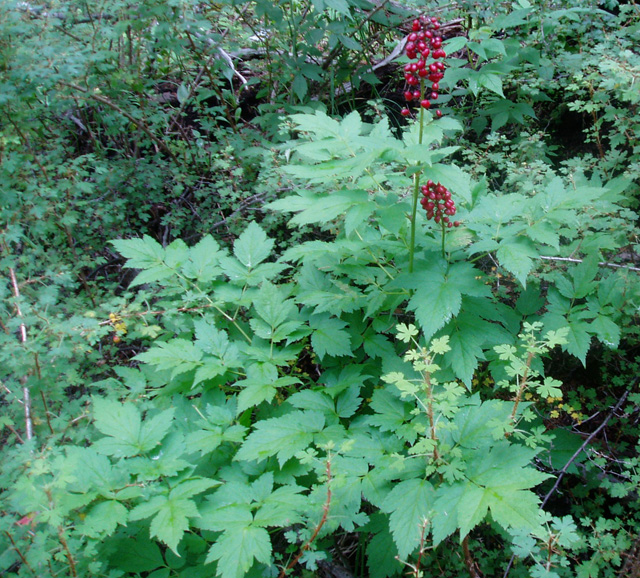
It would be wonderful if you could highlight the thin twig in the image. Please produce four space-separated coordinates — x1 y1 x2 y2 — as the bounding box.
59 82 178 163
539 255 640 274
503 387 634 578
9 267 33 441
278 459 332 578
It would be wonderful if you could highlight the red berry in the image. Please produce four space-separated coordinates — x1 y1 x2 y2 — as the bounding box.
416 59 426 69
401 108 411 116
421 99 431 109
418 69 428 77
431 92 438 100
408 32 418 42
412 20 421 31
413 90 421 99
404 91 414 101
453 221 461 227
421 49 430 58
436 110 443 118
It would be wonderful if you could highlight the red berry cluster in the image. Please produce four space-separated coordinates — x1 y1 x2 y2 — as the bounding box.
419 180 461 228
400 16 447 118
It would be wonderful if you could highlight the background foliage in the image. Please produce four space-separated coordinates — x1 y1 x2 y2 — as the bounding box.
1 0 640 577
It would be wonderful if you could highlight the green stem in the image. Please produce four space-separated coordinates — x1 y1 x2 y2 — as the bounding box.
408 92 426 274
441 217 446 259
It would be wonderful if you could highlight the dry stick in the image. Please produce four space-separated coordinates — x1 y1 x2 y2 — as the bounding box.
503 387 633 578
278 460 333 578
9 267 33 441
539 255 640 274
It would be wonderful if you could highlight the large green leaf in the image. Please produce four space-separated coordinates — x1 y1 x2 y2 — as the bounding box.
381 478 434 559
205 525 271 578
233 221 273 269
236 410 325 466
92 399 175 458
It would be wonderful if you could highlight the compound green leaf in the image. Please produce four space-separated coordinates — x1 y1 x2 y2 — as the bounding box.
233 222 273 269
182 234 224 282
496 237 538 287
135 339 202 378
309 315 353 359
409 275 461 341
149 497 200 554
79 500 128 537
382 478 434 559
92 398 142 458
565 320 591 365
206 525 271 578
236 410 325 466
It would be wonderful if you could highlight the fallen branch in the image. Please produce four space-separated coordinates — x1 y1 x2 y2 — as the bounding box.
9 267 33 441
539 255 640 273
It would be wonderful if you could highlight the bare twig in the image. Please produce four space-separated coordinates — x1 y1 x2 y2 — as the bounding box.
278 459 332 578
503 387 634 578
59 82 178 163
539 255 640 274
9 267 33 441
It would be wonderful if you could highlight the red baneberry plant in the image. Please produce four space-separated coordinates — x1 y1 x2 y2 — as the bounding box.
400 16 447 119
403 15 458 268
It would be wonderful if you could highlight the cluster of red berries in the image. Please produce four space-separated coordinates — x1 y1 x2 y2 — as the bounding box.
420 180 461 228
400 16 447 118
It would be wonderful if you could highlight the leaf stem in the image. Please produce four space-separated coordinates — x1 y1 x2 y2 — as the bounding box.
408 95 426 274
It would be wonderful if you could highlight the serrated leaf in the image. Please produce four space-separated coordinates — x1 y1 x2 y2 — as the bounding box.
253 485 307 527
233 222 273 268
309 315 353 359
138 408 175 452
366 522 402 578
170 478 220 500
150 497 200 554
591 315 620 348
182 235 224 282
571 255 599 299
236 410 325 466
565 321 591 365
111 235 175 286
289 189 369 226
135 339 203 378
79 500 128 537
496 238 538 287
382 478 434 559
408 276 461 341
205 526 271 578
92 398 142 458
